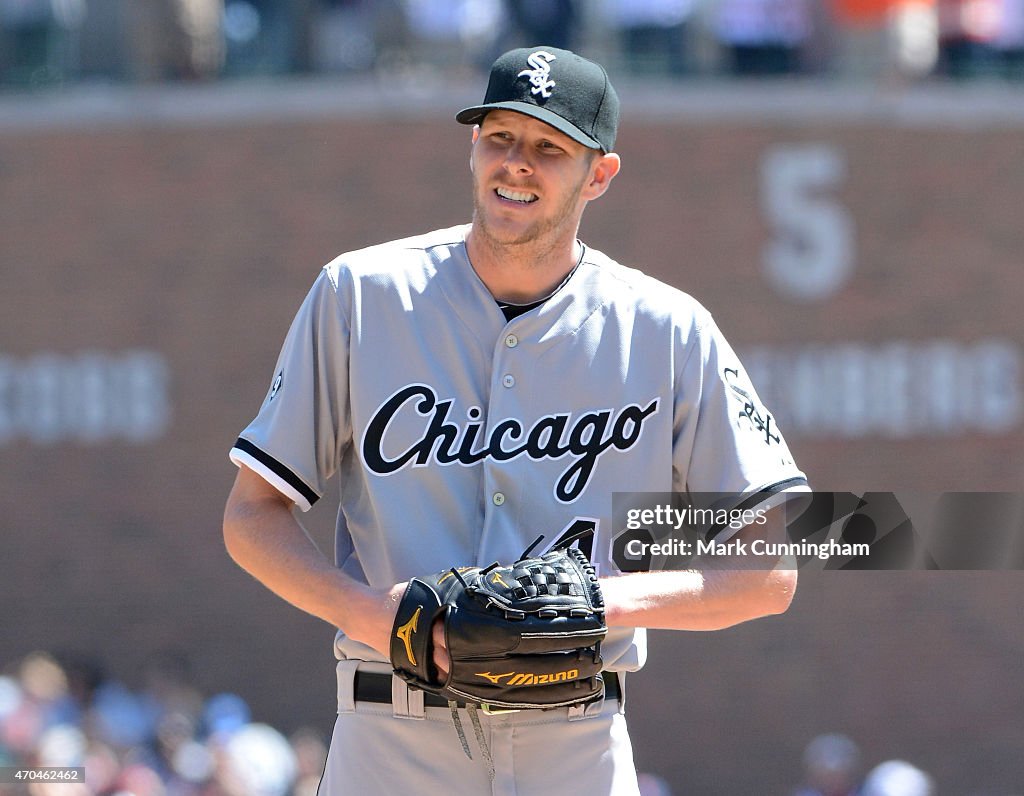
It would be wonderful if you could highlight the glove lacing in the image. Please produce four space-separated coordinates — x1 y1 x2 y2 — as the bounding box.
438 533 598 784
448 700 495 782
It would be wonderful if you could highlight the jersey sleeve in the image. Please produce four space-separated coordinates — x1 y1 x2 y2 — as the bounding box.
229 268 351 511
673 308 807 502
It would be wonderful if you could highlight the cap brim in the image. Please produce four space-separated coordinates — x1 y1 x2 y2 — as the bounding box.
455 101 604 151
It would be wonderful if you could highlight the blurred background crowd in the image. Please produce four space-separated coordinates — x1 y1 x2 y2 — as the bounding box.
2 0 1024 91
0 651 956 796
0 650 327 796
792 733 936 796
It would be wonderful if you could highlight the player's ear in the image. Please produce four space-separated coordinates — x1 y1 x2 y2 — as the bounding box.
470 126 480 172
583 152 621 200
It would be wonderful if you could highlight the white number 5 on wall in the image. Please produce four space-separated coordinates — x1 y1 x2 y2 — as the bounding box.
760 144 855 302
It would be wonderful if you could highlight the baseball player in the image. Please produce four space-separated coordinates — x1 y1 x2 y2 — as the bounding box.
223 46 807 795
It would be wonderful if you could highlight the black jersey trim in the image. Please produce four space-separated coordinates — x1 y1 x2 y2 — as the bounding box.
747 476 809 501
496 242 586 322
705 477 809 540
232 437 320 507
498 298 545 321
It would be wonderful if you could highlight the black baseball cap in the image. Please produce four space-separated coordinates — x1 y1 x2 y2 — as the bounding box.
456 46 619 153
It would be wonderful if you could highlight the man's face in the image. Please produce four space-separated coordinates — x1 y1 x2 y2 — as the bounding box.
469 110 600 249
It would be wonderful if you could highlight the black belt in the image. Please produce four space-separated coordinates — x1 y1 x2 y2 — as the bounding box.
354 671 621 710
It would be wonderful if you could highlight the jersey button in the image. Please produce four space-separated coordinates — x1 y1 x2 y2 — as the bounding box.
502 374 515 388
492 492 506 506
505 334 519 348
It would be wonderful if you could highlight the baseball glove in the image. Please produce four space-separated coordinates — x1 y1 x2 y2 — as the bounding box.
389 535 607 710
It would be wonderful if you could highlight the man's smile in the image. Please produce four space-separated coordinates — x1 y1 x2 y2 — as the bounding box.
495 187 539 204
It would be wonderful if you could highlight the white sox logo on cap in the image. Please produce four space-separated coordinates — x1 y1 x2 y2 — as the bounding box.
456 46 620 151
517 50 556 98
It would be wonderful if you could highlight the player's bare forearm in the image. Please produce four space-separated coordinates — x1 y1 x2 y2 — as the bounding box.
600 566 796 631
601 504 797 631
222 465 404 657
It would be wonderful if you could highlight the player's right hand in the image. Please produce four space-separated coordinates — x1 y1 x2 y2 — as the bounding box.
342 581 410 662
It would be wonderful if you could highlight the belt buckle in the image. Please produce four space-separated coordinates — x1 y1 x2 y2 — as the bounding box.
481 703 520 715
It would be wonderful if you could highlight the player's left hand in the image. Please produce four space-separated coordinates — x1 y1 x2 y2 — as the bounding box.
388 540 608 709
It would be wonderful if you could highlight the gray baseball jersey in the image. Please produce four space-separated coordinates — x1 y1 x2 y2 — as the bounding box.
230 224 806 669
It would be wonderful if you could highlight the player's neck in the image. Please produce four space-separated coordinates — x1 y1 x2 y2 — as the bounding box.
465 224 582 305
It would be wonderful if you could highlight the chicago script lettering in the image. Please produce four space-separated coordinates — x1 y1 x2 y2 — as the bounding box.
361 384 659 502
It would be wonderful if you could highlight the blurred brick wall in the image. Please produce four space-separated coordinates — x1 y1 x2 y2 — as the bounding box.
1 109 1021 793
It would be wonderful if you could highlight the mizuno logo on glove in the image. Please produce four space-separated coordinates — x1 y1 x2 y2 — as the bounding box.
395 606 422 666
475 669 580 686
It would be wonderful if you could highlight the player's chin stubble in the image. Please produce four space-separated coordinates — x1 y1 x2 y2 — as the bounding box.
470 172 586 251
